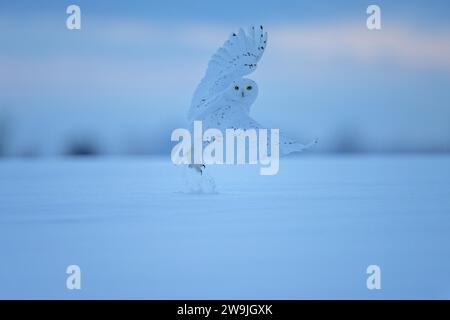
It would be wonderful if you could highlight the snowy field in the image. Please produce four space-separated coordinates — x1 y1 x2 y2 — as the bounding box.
0 155 449 299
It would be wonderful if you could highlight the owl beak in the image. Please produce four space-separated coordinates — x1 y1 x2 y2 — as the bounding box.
241 92 245 97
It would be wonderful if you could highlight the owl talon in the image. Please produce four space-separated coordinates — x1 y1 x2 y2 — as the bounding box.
188 164 205 175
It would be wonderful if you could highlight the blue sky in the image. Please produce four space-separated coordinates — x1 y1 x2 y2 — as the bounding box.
1 0 450 155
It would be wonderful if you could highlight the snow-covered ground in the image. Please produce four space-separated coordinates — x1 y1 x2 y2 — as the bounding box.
0 155 449 299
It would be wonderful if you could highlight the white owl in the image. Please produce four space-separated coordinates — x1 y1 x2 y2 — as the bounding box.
187 25 316 175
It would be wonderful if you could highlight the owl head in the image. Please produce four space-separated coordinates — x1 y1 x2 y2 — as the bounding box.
224 78 258 105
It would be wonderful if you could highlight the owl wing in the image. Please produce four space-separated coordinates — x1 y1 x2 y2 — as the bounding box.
202 106 317 156
188 26 268 122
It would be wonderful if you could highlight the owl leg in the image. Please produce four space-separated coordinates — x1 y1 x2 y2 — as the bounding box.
188 164 206 175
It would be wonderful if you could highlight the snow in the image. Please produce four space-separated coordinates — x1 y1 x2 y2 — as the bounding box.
1 155 450 299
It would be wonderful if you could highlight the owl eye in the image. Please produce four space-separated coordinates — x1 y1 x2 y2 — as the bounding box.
234 86 239 90
246 86 253 90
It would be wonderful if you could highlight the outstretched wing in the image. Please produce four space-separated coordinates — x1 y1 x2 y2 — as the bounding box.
202 106 317 155
188 26 268 122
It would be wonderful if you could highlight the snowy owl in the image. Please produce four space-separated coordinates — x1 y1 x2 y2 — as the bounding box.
186 25 316 175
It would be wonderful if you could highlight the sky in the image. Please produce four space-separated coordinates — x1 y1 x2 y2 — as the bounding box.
1 0 450 156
